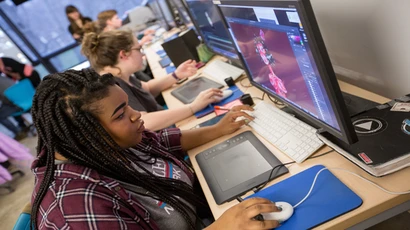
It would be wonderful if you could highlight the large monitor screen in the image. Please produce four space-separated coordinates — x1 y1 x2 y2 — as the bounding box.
185 0 238 60
217 1 357 144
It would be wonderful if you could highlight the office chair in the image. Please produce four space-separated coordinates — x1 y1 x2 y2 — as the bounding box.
3 79 36 135
12 202 31 230
4 79 35 117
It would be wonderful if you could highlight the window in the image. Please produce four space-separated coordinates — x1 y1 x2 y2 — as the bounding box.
0 0 144 57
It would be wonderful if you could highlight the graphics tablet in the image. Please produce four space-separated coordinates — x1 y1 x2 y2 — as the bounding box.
171 77 223 104
196 131 288 204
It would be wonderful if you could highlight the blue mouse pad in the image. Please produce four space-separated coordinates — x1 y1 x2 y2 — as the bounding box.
247 165 362 230
194 85 244 118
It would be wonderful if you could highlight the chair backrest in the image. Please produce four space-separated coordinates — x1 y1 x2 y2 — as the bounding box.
3 79 35 112
13 202 32 230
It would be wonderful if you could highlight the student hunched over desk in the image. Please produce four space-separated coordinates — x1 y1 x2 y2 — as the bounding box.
29 68 284 230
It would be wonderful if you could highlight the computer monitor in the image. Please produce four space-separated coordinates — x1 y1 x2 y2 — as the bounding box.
216 0 357 144
184 0 239 62
147 0 170 30
169 0 194 29
147 0 176 30
157 0 177 28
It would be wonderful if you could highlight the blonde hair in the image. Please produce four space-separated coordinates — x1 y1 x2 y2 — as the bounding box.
97 10 117 31
81 30 134 71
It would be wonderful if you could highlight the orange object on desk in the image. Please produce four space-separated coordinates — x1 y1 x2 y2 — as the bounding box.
214 99 243 116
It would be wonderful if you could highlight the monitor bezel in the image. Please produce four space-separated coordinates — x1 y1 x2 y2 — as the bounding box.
147 0 171 30
216 0 358 144
156 0 178 29
182 0 240 63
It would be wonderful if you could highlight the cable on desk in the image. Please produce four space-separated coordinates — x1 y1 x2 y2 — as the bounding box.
252 150 334 194
250 92 265 102
267 94 285 106
254 161 295 193
240 76 253 88
293 167 410 209
308 149 335 160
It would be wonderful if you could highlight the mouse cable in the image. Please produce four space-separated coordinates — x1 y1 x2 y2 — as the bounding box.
293 167 410 209
254 161 296 193
253 149 335 193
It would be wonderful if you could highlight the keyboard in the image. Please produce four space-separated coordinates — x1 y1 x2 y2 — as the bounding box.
247 101 324 163
203 60 244 84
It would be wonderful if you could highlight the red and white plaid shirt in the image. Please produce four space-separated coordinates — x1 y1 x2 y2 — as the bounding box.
32 128 193 230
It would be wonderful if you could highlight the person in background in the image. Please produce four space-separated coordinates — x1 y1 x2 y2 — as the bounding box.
0 57 41 88
96 9 154 45
30 68 279 230
65 5 92 42
82 30 223 131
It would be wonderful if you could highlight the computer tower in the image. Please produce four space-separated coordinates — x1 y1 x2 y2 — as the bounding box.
161 29 200 67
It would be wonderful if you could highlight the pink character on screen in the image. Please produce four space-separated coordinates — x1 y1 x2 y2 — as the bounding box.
254 29 287 98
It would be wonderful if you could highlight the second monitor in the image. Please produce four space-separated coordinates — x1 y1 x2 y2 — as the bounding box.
184 0 239 63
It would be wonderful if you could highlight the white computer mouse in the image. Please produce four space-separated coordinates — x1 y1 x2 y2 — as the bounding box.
261 201 294 223
214 89 233 101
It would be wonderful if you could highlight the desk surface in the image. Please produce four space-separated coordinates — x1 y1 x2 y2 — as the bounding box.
144 38 410 230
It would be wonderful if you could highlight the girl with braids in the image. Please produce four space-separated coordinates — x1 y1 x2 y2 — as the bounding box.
30 68 280 230
82 30 223 131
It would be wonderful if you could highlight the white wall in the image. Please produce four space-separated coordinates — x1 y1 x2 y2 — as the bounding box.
311 0 410 99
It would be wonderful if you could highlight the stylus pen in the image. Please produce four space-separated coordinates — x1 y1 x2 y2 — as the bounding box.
236 196 265 221
214 106 230 110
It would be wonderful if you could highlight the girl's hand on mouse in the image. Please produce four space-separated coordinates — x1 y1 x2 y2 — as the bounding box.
213 105 254 136
190 88 223 112
205 197 280 230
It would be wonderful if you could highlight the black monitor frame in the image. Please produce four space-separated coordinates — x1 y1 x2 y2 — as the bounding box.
147 0 171 30
216 0 358 144
154 0 178 29
169 0 192 27
182 0 241 66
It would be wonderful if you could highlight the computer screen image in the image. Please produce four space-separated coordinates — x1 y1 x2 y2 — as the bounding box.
229 21 336 127
217 0 357 144
184 0 238 60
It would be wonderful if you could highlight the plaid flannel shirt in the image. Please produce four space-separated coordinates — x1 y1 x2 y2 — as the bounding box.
32 128 193 230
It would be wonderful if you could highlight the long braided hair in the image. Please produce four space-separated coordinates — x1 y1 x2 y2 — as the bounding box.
30 69 204 229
